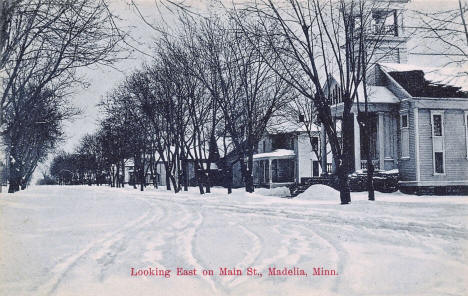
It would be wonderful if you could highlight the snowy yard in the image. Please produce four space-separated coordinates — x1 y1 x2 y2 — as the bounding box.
0 185 467 296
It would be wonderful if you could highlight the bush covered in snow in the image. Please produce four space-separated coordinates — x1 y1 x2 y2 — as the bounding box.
348 170 399 193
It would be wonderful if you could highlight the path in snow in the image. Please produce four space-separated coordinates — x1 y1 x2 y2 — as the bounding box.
0 185 467 296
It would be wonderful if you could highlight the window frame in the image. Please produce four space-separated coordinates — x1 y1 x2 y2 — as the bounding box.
400 111 410 159
430 110 446 175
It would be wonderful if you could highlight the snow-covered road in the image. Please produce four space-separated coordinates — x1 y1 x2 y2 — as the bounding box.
1 185 467 296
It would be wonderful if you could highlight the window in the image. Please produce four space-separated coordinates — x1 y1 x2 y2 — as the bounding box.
431 111 445 175
400 112 409 158
272 134 292 150
434 152 444 174
433 114 442 136
311 137 319 151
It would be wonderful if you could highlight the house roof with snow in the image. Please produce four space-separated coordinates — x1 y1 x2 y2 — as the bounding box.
380 63 468 93
253 149 295 160
329 62 468 115
266 117 321 135
379 63 468 98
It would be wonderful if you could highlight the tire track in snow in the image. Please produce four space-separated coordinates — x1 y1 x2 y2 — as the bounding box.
172 207 220 293
138 196 220 293
309 225 348 294
35 195 156 296
223 223 262 289
206 201 345 292
199 202 468 240
93 197 165 281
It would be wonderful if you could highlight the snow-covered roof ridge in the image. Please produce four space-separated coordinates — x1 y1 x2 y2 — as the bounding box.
266 119 309 134
380 62 468 92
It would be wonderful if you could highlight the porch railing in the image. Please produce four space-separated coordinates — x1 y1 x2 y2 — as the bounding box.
373 24 397 36
360 159 380 170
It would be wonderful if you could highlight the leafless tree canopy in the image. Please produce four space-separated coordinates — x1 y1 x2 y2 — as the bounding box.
0 0 124 192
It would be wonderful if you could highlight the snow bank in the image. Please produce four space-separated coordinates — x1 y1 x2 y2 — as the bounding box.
296 184 340 201
254 186 291 197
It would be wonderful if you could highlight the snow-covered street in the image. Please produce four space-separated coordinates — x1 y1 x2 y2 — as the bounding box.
1 185 467 296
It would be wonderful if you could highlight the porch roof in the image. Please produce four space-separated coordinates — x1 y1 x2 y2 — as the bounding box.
253 149 295 160
356 85 400 104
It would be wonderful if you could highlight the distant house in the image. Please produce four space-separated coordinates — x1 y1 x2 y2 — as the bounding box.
124 140 232 187
123 158 168 186
230 123 333 189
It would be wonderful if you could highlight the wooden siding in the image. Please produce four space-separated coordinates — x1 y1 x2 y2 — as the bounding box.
419 109 468 182
297 134 317 181
398 101 417 181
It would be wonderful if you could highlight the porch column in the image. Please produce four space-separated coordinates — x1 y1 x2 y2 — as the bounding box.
378 112 385 170
268 159 272 187
320 123 327 174
353 113 361 171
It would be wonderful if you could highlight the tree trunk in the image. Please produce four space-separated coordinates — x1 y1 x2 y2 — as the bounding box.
170 175 179 193
116 163 120 188
246 151 255 193
196 168 205 195
121 159 125 188
226 166 232 194
140 168 144 191
336 163 351 204
239 157 254 193
8 178 20 193
111 166 115 187
364 118 375 201
205 162 211 194
183 159 188 192
8 162 20 193
165 171 171 191
342 112 355 174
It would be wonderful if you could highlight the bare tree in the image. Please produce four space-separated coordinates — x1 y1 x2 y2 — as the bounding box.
232 0 402 203
412 0 467 66
183 14 292 193
3 85 77 192
0 0 124 192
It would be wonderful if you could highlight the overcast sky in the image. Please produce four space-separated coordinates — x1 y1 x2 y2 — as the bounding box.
60 0 465 155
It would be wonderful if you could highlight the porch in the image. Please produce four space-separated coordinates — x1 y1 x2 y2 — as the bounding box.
327 109 399 173
253 149 296 188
